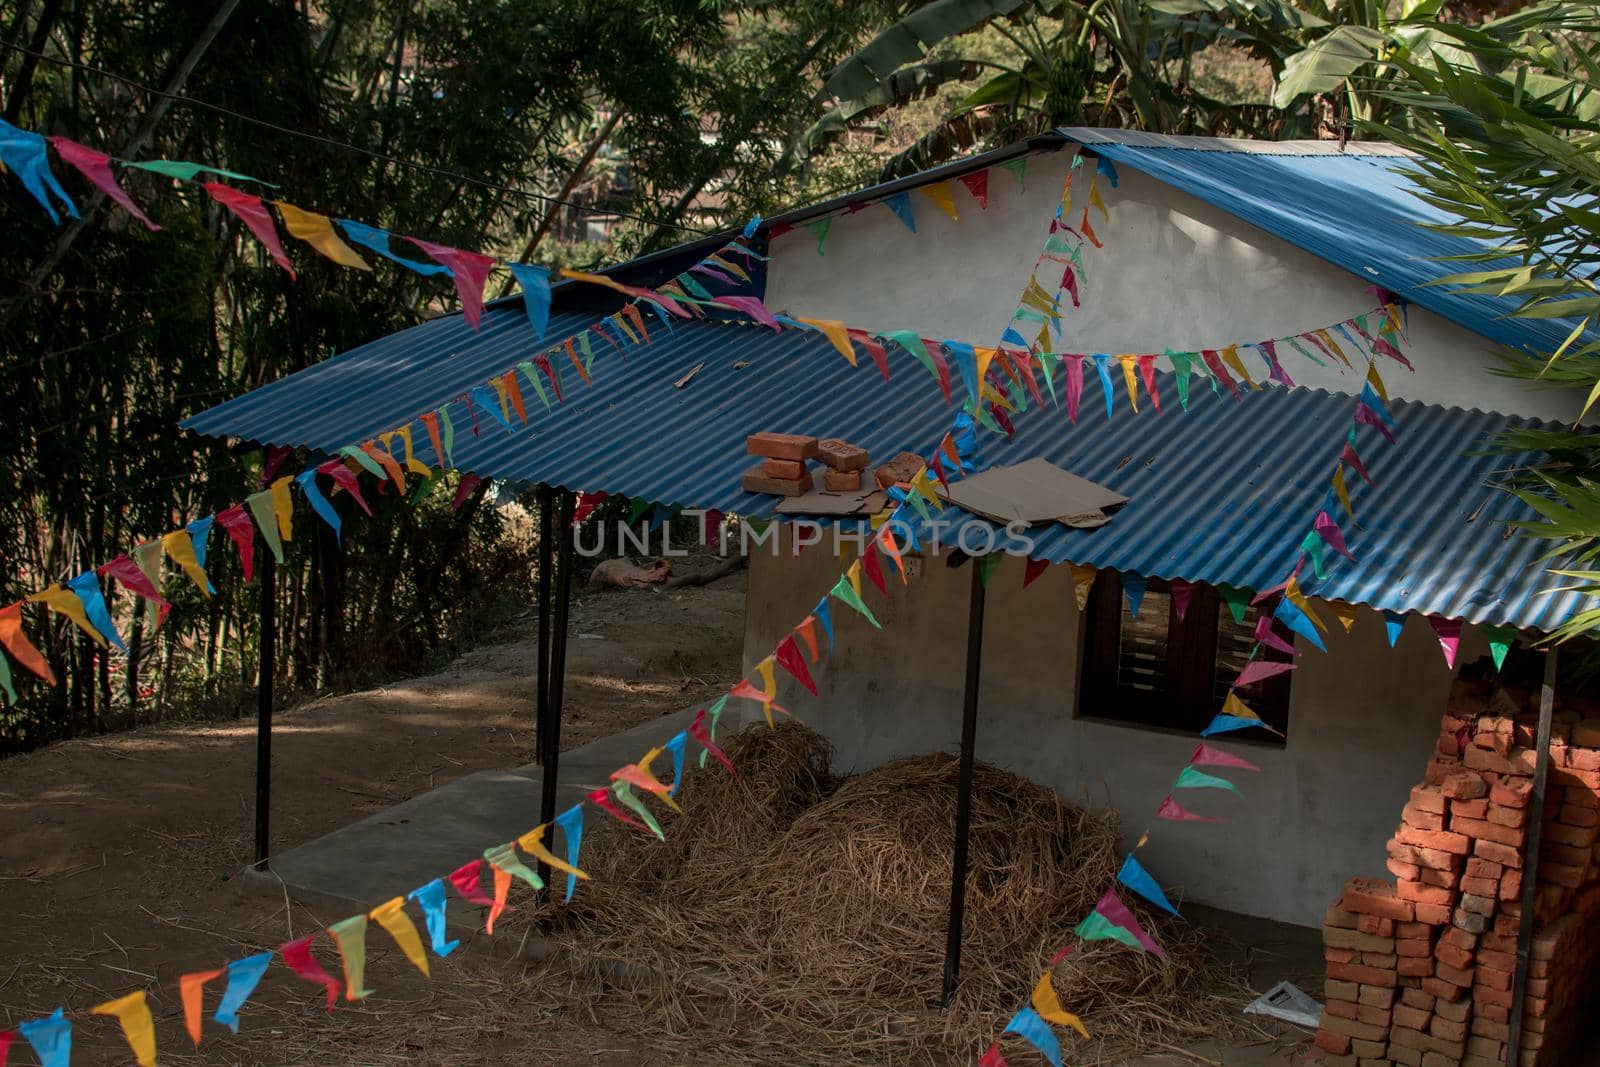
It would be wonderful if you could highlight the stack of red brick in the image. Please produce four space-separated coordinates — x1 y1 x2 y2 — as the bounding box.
1314 676 1600 1067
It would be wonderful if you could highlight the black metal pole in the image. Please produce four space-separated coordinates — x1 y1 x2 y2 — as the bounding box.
941 558 987 1008
535 485 554 766
537 490 576 893
1507 648 1557 1067
252 546 277 869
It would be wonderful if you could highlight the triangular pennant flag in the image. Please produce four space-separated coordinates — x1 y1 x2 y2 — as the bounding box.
214 505 256 583
370 896 431 977
1002 1007 1062 1067
801 216 832 254
1156 794 1223 822
814 598 835 652
861 543 888 595
280 934 342 1010
213 950 274 1033
1079 208 1102 248
296 470 341 541
1235 659 1295 687
328 915 376 1000
1118 354 1141 413
448 858 496 907
205 183 295 278
920 181 959 221
1220 343 1257 390
158 526 212 597
127 158 268 184
1031 973 1090 1038
612 755 682 813
48 137 157 229
796 615 821 663
17 1008 70 1067
1384 611 1405 646
690 706 735 775
507 262 552 339
517 821 589 895
999 155 1028 188
1190 742 1260 772
1121 572 1147 618
245 489 285 565
274 201 369 269
405 237 498 330
269 475 295 543
979 1041 1009 1067
0 604 55 685
1483 625 1516 671
178 968 223 1044
1254 615 1299 658
338 219 451 276
958 170 989 209
1273 595 1326 653
1325 601 1358 634
1167 351 1194 411
1069 563 1096 612
0 652 14 705
1064 355 1084 423
29 585 104 647
588 785 649 833
831 570 882 628
1429 617 1462 669
1092 353 1116 418
554 803 587 901
1094 888 1165 956
1217 585 1248 625
796 317 857 366
1199 348 1239 400
1167 579 1193 621
977 552 1001 587
0 119 77 223
1118 854 1180 916
884 190 916 232
774 633 817 696
1072 909 1145 952
66 570 126 650
1175 765 1242 795
1089 176 1108 219
612 780 666 840
90 990 156 1067
1314 511 1356 563
1023 557 1049 589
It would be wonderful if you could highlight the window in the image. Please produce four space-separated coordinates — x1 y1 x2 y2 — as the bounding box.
1078 573 1291 743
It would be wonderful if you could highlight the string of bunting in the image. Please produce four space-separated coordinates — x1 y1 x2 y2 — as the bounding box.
0 166 1106 1065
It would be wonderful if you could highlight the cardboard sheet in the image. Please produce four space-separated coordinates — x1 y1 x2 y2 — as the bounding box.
775 468 887 516
939 457 1127 529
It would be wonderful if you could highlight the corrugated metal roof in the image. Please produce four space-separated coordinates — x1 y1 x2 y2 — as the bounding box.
1058 128 1578 359
183 309 1585 633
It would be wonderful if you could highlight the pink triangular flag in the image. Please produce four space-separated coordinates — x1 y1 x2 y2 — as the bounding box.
1189 742 1260 773
405 237 498 330
1313 511 1356 562
320 461 373 516
1235 660 1295 687
1096 889 1166 958
1157 795 1223 823
712 294 781 330
204 183 295 278
1170 579 1192 620
1253 615 1299 658
48 137 159 230
1429 617 1462 669
958 170 989 210
98 553 171 615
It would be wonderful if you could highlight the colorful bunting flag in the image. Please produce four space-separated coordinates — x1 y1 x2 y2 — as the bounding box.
1189 742 1261 773
830 569 881 628
0 119 77 223
280 934 342 1010
774 633 817 696
48 136 157 230
29 584 103 646
801 216 832 254
213 951 273 1033
66 571 125 650
178 968 223 1044
1023 557 1049 589
1483 625 1516 671
338 219 449 276
90 990 156 1067
18 1008 70 1067
406 237 497 330
884 191 917 232
1002 1007 1062 1067
1175 765 1242 795
328 914 376 1001
958 170 989 209
1117 854 1179 916
921 181 959 221
1156 795 1222 823
407 879 461 957
1234 659 1295 688
205 183 295 278
370 896 431 977
1092 353 1116 418
999 156 1028 189
1429 616 1462 669
1121 571 1147 618
1031 973 1089 1038
275 201 369 269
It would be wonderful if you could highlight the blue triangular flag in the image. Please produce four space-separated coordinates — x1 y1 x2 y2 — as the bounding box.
1003 1006 1063 1067
0 119 77 224
943 339 979 404
555 803 584 902
1092 353 1116 419
1202 713 1262 737
507 262 551 339
1360 382 1396 430
742 214 761 238
814 597 835 652
213 951 274 1033
663 730 688 797
1273 596 1326 652
472 384 516 433
187 515 218 593
407 878 460 957
338 220 450 276
1118 854 1179 916
66 570 126 652
18 1007 71 1067
1122 571 1147 618
1002 326 1029 348
296 469 342 542
1096 155 1119 187
1384 611 1405 647
885 191 917 232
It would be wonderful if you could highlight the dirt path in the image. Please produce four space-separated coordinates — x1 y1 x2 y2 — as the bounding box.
0 568 744 1064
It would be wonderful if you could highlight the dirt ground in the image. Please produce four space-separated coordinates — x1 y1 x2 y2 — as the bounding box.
0 564 746 1065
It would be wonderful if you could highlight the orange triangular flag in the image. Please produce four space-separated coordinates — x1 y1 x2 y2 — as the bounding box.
180 968 225 1044
0 603 55 683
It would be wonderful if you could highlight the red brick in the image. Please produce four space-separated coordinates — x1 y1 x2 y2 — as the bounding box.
1322 1015 1391 1042
1473 985 1512 1009
1417 865 1460 889
746 432 819 461
814 438 868 471
1477 948 1515 971
1486 803 1526 828
821 468 861 492
1476 1000 1510 1023
1343 878 1416 921
872 451 924 489
1396 938 1432 957
1434 959 1474 987
1357 915 1396 937
1475 840 1523 869
1461 875 1499 897
1453 908 1488 934
1326 978 1360 1001
1328 961 1399 987
1435 997 1470 1023
1431 1016 1468 1042
1357 984 1396 1007
1398 880 1454 906
1541 839 1591 866
1326 905 1360 929
1559 802 1598 827
1452 798 1490 820
1543 820 1597 848
1452 816 1526 848
1550 764 1600 790
1425 760 1461 786
1490 777 1532 807
1567 745 1600 771
1435 939 1474 970
1325 997 1359 1020
1404 804 1445 831
1476 965 1512 991
1397 922 1433 939
1537 861 1585 887
1356 1004 1392 1027
1414 902 1453 925
1465 856 1502 880
1396 825 1471 855
1411 785 1448 815
1315 1029 1353 1056
1389 839 1464 872
1472 1017 1510 1042
1423 977 1466 1002
762 457 807 479
1398 955 1434 977
1393 1004 1430 1030
1442 771 1489 800
1459 892 1496 917
1465 746 1513 774
1401 988 1436 1010
740 465 813 496
1327 946 1358 964
1361 952 1398 969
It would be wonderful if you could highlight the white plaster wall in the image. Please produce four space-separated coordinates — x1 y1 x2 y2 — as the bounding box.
765 148 1583 424
737 530 1493 929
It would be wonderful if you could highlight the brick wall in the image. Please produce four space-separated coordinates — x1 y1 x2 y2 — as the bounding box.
1312 668 1600 1067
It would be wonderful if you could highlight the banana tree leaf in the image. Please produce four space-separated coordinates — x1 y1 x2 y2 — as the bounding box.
784 60 980 168
1272 24 1385 107
818 0 1029 103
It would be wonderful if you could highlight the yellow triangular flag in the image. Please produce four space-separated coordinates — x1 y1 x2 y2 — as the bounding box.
28 585 104 646
91 989 157 1067
1365 360 1389 403
1118 354 1140 413
1088 177 1107 220
369 896 430 977
134 540 165 627
847 560 863 599
398 424 432 475
796 317 856 365
1069 563 1097 612
1222 691 1261 722
274 202 371 270
162 529 212 596
517 823 588 883
1032 973 1090 1039
1330 601 1358 633
1221 344 1258 389
1332 465 1354 523
269 475 294 542
920 181 959 221
1283 576 1326 632
1316 329 1351 367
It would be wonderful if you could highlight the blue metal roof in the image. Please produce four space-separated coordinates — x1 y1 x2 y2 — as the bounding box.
1059 128 1580 359
184 305 1585 633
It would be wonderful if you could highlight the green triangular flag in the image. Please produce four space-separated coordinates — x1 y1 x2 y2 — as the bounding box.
1219 585 1249 625
1167 350 1193 411
1043 233 1074 255
699 694 729 768
340 445 386 480
1300 529 1327 580
977 553 1001 587
126 159 275 186
0 650 16 704
612 781 664 840
1036 351 1058 405
577 330 595 370
410 473 438 504
245 490 284 564
679 274 714 301
484 842 543 890
830 574 882 629
1175 765 1241 795
882 330 940 385
628 497 652 525
1483 625 1517 671
1289 337 1327 367
1073 910 1143 951
999 156 1028 190
439 405 456 469
517 361 552 411
803 217 832 254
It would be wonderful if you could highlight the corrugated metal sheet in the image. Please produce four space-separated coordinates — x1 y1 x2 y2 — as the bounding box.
1058 127 1579 358
183 308 1585 632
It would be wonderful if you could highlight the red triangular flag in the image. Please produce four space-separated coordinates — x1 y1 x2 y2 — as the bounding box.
774 634 817 696
1023 557 1048 589
405 237 497 330
861 545 888 596
690 708 735 774
1169 579 1192 620
280 935 341 1010
452 472 484 510
320 460 372 516
98 553 172 616
1189 742 1261 773
1157 795 1223 822
447 859 495 906
958 170 990 210
49 137 159 230
978 1041 1008 1067
214 504 256 582
204 183 295 278
588 787 649 831
848 328 890 382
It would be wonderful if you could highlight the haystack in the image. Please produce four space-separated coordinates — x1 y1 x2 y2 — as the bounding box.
513 722 1253 1065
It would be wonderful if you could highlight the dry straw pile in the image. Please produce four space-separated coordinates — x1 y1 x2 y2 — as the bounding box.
512 722 1253 1065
